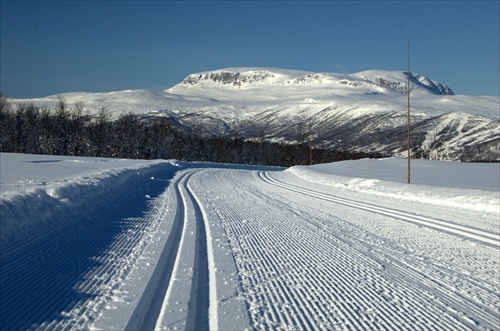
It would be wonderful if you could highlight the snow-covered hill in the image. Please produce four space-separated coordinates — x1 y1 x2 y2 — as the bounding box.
8 68 499 160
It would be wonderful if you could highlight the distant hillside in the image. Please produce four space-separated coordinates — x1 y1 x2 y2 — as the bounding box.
7 68 499 161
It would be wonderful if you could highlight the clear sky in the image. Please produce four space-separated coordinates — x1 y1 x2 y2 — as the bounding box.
1 1 499 98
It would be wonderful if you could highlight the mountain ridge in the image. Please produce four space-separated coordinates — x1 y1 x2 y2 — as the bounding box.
6 67 499 161
167 68 454 97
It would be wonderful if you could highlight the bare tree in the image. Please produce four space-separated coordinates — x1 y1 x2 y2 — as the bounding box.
68 101 87 156
96 107 113 157
0 93 15 152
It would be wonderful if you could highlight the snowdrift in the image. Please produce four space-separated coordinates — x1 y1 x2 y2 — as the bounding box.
288 158 500 214
0 153 176 249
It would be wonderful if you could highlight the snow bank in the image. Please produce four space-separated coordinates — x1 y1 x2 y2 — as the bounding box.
288 158 500 214
0 153 176 249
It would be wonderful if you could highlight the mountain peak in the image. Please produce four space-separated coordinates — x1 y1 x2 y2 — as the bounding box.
408 72 454 95
353 70 454 95
168 67 454 96
181 68 278 87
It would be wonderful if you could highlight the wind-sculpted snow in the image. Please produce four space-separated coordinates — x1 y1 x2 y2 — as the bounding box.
0 153 499 330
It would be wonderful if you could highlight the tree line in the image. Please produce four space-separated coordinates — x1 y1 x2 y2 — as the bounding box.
0 95 383 167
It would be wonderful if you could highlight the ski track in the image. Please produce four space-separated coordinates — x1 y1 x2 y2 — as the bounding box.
1 163 499 330
148 170 211 331
258 171 500 249
193 169 499 330
124 171 189 331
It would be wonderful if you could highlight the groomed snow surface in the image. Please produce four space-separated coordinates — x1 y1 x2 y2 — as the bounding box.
1 153 499 330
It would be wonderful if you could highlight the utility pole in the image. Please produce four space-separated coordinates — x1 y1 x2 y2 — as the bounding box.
407 39 411 184
309 121 313 165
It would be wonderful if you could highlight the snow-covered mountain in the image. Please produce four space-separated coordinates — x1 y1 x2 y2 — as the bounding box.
8 68 499 160
174 68 454 96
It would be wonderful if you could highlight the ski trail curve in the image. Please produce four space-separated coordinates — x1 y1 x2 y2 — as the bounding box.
258 171 500 249
184 173 210 331
132 170 212 331
125 172 190 331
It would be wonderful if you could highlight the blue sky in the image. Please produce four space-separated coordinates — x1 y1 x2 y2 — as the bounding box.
1 1 499 98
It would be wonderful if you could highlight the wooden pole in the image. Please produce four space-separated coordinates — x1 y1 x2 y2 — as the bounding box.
407 39 411 184
309 121 313 165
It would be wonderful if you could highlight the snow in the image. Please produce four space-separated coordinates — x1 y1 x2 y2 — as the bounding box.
0 153 161 195
7 67 499 120
7 89 220 119
288 158 500 213
1 153 499 330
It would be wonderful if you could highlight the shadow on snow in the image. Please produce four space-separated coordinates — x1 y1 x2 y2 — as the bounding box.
0 164 179 330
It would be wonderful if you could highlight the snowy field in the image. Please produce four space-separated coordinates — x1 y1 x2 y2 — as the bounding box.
0 152 499 330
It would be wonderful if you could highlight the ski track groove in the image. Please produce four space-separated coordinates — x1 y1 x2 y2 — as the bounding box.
258 170 500 328
147 170 211 331
127 171 190 331
194 169 499 330
262 170 499 329
258 171 500 248
184 172 210 331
